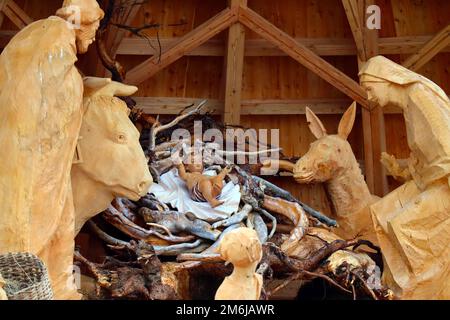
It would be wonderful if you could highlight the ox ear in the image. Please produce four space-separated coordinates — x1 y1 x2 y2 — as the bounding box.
305 107 327 140
83 77 138 98
95 81 138 98
338 102 356 140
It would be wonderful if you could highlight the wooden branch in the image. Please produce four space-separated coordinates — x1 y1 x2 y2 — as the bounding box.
237 5 369 109
403 24 450 71
107 2 143 58
125 8 238 85
1 0 33 30
102 205 196 243
149 100 207 149
252 175 337 227
223 0 247 125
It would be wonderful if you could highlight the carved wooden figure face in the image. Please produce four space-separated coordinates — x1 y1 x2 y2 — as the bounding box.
56 0 104 54
75 19 101 53
361 81 391 108
217 228 262 268
294 103 357 183
75 78 152 200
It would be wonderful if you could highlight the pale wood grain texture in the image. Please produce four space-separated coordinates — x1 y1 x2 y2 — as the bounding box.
72 78 152 234
360 55 450 299
215 228 263 300
0 0 103 300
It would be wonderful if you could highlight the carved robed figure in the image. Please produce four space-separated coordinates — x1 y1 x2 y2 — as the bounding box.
0 0 104 299
360 55 450 300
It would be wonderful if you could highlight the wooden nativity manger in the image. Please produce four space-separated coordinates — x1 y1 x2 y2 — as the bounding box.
0 0 449 300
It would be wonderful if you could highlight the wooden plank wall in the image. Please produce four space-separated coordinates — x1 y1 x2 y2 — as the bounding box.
1 0 449 216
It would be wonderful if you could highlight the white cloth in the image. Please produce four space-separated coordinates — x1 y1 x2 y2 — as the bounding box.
149 168 241 221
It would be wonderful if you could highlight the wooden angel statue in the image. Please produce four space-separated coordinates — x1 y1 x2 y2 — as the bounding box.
0 274 7 300
215 227 263 300
359 55 450 299
177 159 231 208
0 0 104 299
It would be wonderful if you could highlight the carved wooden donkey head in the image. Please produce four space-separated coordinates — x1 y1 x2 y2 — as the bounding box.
293 103 357 183
72 77 153 233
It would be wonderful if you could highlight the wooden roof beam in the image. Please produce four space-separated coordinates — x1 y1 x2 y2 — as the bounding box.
403 24 450 72
124 7 238 85
0 0 33 30
132 97 360 115
115 35 450 57
237 5 369 109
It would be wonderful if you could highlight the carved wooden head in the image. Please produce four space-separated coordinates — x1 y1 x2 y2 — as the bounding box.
56 0 104 54
75 77 152 200
217 227 262 268
293 103 357 183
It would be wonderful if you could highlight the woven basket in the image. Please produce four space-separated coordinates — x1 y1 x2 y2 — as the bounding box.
0 252 53 300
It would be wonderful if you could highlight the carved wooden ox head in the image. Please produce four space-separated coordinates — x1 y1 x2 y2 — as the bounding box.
75 77 153 199
72 77 152 233
293 103 357 183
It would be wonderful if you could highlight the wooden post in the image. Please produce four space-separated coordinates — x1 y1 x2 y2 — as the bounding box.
343 0 388 196
223 0 246 125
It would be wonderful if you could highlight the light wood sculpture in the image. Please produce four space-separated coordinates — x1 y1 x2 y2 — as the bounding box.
0 0 103 300
215 227 263 300
72 77 153 234
265 103 379 244
0 274 7 300
177 162 231 208
294 103 379 243
359 55 450 300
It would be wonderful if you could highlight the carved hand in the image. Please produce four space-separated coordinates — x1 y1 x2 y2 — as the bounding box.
381 152 411 182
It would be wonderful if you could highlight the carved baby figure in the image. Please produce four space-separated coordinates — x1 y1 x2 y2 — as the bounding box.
215 227 263 300
177 161 231 208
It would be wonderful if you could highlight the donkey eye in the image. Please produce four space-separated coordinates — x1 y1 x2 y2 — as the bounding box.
116 133 127 143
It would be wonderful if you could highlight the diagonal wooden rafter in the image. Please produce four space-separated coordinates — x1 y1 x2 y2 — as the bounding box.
342 0 367 63
0 0 33 30
125 7 239 85
402 24 450 72
237 5 369 109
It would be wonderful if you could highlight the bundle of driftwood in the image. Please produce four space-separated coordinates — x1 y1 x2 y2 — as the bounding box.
75 102 392 300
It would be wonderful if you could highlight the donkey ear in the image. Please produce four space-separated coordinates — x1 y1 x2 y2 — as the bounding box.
338 102 357 140
306 107 327 139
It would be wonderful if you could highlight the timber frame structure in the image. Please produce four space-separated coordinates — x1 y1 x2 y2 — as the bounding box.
0 0 449 196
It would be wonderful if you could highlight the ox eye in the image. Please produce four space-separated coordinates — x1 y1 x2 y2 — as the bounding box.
116 133 127 143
